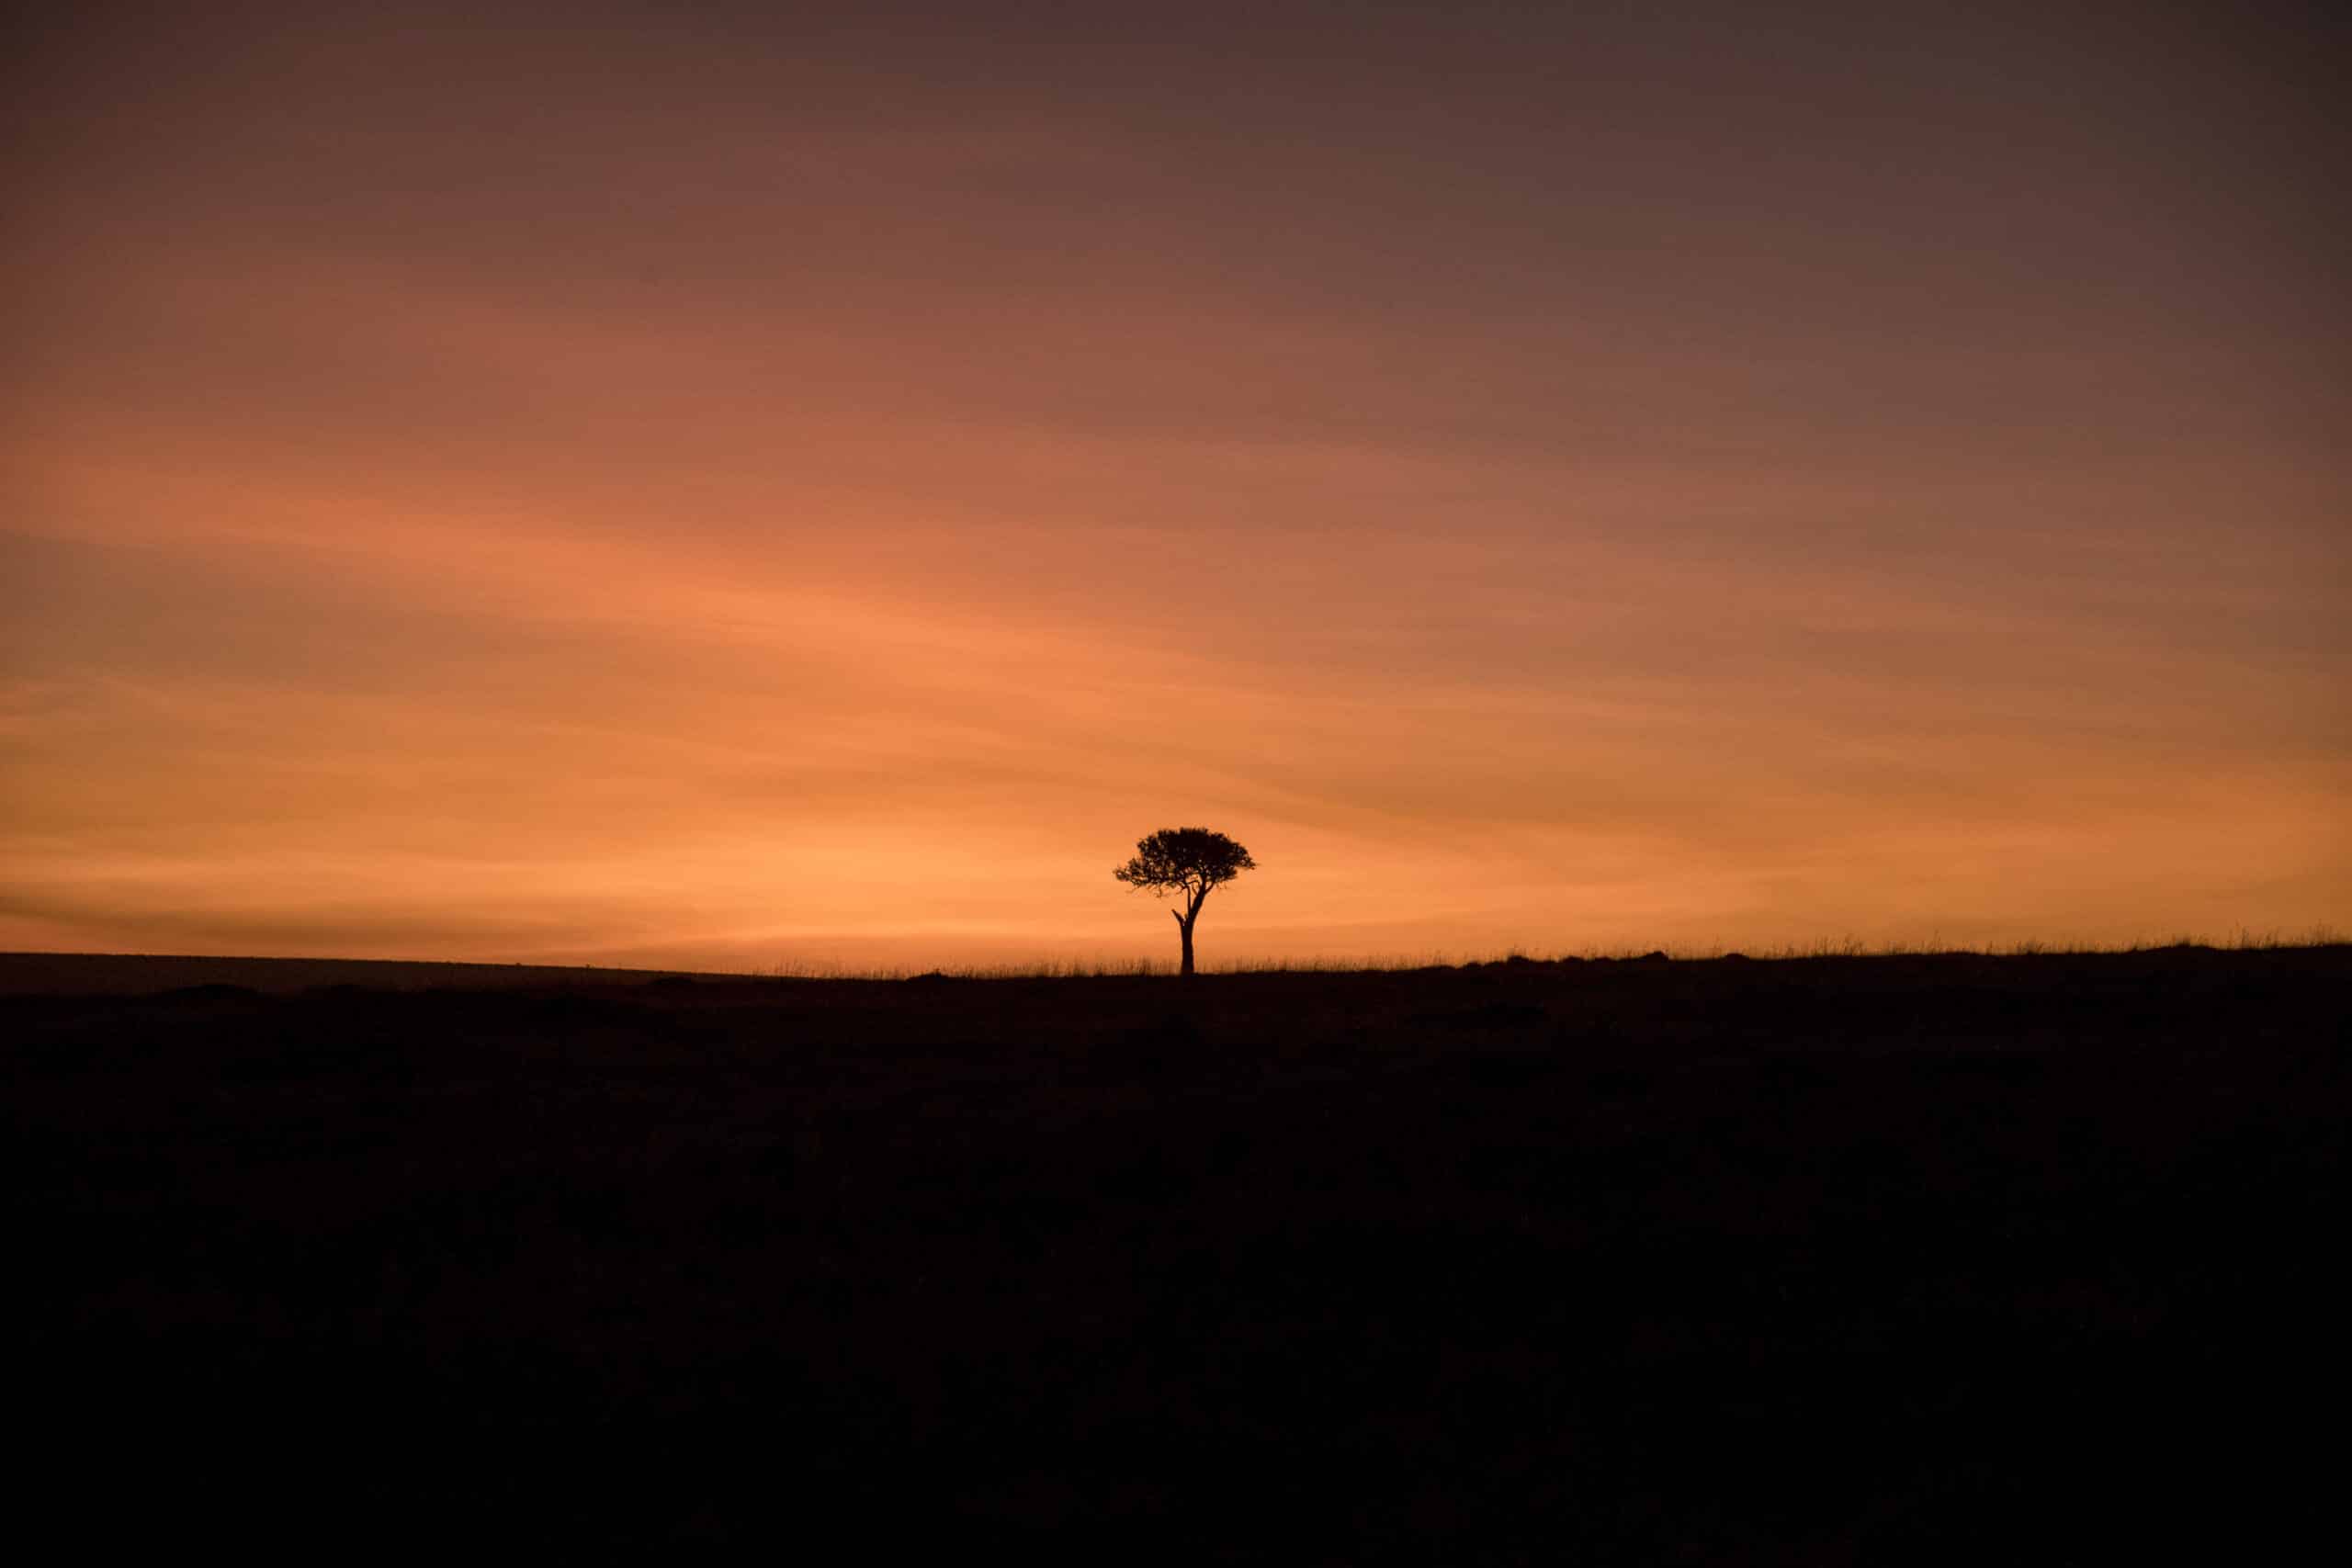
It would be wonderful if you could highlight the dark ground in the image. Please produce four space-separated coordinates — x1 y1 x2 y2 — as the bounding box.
10 947 2346 1560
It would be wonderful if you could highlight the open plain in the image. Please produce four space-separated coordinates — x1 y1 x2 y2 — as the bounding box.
11 945 2346 1558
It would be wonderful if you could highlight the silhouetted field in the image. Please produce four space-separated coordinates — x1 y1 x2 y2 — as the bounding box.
0 951 719 996
12 947 2346 1559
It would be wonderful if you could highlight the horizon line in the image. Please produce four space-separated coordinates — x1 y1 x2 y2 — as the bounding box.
6 924 2346 983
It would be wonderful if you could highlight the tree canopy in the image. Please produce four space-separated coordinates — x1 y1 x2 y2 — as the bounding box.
1114 827 1256 897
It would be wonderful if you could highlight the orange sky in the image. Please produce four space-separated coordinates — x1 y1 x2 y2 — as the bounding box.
6 2 2346 968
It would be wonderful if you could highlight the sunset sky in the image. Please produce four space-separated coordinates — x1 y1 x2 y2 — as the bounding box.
6 1 2345 969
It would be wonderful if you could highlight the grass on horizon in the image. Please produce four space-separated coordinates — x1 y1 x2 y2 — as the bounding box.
751 924 2347 982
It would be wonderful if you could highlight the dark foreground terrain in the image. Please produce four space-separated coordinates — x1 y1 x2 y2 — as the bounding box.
12 947 2347 1559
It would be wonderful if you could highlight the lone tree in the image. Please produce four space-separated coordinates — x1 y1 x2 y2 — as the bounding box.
1114 826 1257 976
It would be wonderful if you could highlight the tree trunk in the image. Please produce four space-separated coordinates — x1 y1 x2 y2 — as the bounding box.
1174 909 1196 976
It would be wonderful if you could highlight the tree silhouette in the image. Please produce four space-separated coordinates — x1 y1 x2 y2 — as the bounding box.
1114 827 1257 976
